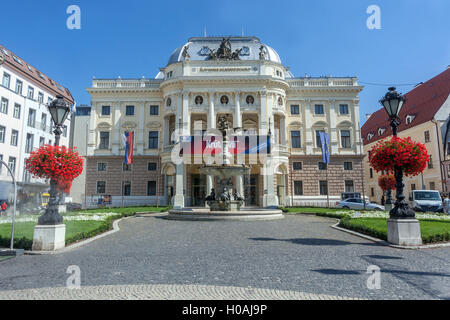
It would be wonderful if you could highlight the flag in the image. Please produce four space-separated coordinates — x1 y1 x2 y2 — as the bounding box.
319 131 330 164
122 131 134 164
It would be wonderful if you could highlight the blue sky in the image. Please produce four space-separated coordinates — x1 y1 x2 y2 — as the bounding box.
1 0 449 125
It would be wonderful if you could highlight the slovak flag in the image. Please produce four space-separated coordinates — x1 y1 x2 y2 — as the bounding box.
122 131 134 164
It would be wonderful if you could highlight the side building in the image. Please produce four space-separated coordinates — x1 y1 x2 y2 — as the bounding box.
85 36 364 208
361 67 450 203
0 44 74 207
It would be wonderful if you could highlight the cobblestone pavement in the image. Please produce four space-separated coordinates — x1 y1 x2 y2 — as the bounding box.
0 214 449 300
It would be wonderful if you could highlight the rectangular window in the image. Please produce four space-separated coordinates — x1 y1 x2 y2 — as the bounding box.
148 162 157 171
293 162 302 170
101 106 110 116
2 72 10 88
38 92 44 103
314 104 324 115
291 131 301 148
10 130 18 146
41 113 47 131
96 181 106 194
63 125 67 137
13 103 21 119
148 131 159 149
150 105 159 115
126 105 135 116
0 126 5 143
28 109 36 127
294 181 303 195
8 157 16 174
370 168 373 179
39 137 45 147
345 180 354 193
0 97 8 114
424 130 430 143
371 188 375 197
319 180 328 195
341 130 351 148
290 105 300 115
147 181 157 196
25 133 34 153
27 86 34 99
97 163 107 171
316 130 325 148
123 163 132 171
99 131 110 149
15 80 22 95
344 162 353 170
339 104 349 115
122 181 131 196
428 155 433 169
318 162 327 170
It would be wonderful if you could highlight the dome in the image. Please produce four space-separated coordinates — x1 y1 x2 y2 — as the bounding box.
166 36 283 66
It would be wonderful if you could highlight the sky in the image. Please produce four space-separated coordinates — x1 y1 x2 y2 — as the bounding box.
1 0 449 126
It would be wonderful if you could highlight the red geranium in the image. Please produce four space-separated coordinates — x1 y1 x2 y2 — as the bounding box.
369 136 429 177
378 174 396 191
25 145 83 194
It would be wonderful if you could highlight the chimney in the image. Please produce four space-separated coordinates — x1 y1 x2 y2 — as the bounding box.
366 114 372 121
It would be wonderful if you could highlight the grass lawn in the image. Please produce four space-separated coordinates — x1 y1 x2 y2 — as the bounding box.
339 218 450 244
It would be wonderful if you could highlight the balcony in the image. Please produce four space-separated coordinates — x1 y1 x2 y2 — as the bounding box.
92 78 162 89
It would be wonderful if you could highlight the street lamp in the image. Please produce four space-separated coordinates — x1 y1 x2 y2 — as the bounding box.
380 87 415 219
37 95 70 225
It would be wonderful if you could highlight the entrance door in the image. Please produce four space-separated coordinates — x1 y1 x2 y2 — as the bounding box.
277 175 285 206
244 174 258 206
191 174 206 207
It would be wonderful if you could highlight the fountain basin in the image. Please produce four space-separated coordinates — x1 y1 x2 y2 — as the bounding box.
165 208 284 221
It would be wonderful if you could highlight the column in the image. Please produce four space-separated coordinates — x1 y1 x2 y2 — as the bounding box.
173 94 185 208
329 99 338 154
87 102 96 155
280 116 286 145
138 102 145 154
263 160 279 208
234 92 243 196
304 99 313 154
353 99 361 154
260 92 267 133
163 116 170 146
206 92 215 194
112 101 121 154
268 94 275 145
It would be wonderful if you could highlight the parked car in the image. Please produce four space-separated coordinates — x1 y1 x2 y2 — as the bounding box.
337 198 384 211
66 202 82 211
341 192 361 200
409 190 443 213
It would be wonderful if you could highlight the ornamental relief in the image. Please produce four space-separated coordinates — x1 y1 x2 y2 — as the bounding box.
146 121 162 129
121 121 137 129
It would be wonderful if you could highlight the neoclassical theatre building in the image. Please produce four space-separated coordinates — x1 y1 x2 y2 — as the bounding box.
85 36 364 208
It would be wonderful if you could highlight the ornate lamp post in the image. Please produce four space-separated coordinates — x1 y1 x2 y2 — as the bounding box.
37 95 71 225
380 87 415 219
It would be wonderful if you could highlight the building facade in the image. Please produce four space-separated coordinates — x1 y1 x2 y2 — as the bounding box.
0 44 74 204
362 67 450 203
86 36 364 208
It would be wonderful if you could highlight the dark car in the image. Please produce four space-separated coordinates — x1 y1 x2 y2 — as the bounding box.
66 203 82 211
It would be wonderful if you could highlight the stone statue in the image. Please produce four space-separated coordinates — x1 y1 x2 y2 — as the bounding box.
231 48 242 60
181 45 190 60
208 38 240 61
259 45 266 60
205 188 216 201
233 191 244 202
220 187 231 202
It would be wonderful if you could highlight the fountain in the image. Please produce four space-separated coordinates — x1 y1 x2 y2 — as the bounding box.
166 115 283 221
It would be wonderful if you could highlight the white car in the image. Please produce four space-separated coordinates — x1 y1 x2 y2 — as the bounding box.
336 198 385 211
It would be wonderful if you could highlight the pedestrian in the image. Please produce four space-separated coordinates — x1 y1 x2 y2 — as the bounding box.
0 201 7 217
444 194 450 215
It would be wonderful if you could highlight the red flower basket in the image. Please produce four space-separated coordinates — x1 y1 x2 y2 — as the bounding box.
378 174 396 191
369 136 429 177
25 145 84 194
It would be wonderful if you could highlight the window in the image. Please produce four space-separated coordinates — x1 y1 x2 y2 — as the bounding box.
150 105 159 115
294 181 303 195
293 162 302 170
97 163 107 171
8 157 16 174
27 86 34 99
41 114 47 131
318 162 327 170
47 97 52 105
371 188 375 197
10 130 18 146
290 105 300 115
429 182 435 190
291 131 301 148
195 96 203 105
341 130 351 148
344 162 353 170
126 105 135 116
2 72 10 88
99 132 110 149
147 181 157 196
123 163 132 171
37 92 44 103
314 104 324 115
148 162 157 171
101 106 110 116
428 155 433 169
96 181 106 194
319 181 328 195
13 103 20 119
345 180 354 193
316 130 325 148
148 131 159 149
370 168 373 179
424 130 430 143
28 109 36 127
63 126 67 137
0 97 8 114
0 126 5 143
15 80 23 95
122 181 131 196
339 104 349 115
39 137 45 147
25 133 34 153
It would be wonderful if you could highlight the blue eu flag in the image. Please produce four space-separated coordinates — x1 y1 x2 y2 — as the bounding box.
319 132 330 164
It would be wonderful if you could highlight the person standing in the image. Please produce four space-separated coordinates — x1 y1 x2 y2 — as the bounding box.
444 194 450 215
0 201 7 216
